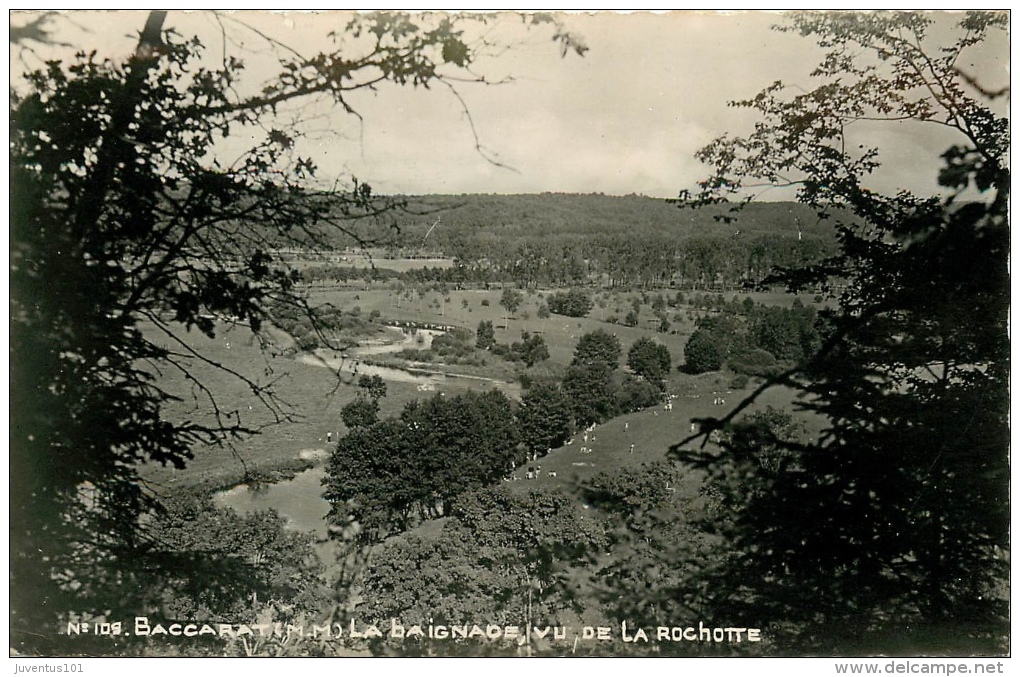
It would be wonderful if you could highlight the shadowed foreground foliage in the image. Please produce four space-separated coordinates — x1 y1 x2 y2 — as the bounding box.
671 11 1009 654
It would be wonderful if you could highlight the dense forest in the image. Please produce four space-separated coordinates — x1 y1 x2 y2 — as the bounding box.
303 196 839 290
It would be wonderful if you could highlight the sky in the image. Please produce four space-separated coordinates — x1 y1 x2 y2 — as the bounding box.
8 10 1011 199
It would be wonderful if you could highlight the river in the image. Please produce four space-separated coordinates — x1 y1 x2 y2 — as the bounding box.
295 327 521 398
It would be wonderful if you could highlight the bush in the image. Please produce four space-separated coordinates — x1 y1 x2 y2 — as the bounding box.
394 348 433 361
295 333 319 352
615 376 661 413
491 332 549 367
727 348 780 377
476 320 496 350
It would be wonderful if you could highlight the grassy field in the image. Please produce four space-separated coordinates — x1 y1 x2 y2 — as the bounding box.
504 375 816 495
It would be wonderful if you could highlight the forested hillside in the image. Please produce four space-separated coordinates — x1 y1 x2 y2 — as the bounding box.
329 195 839 290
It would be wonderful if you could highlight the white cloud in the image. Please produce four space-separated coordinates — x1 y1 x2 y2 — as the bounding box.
12 10 1006 199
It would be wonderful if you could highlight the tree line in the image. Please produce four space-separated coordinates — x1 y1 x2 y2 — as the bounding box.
297 228 835 292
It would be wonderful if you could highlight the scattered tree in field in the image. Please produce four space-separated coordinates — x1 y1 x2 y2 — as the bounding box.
8 9 585 649
680 327 724 374
747 302 818 362
476 319 496 349
560 329 633 424
499 287 524 325
614 376 662 414
487 330 549 367
546 288 593 317
324 418 433 541
340 397 380 430
674 11 1009 653
340 374 388 429
627 337 672 390
514 331 550 367
357 374 388 403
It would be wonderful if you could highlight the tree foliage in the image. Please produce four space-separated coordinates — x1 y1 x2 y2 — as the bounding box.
674 11 1009 653
546 288 593 317
324 390 520 542
518 382 573 458
681 302 819 376
475 319 496 349
499 286 524 319
680 327 724 374
561 363 618 427
571 328 622 370
357 374 388 402
497 331 550 367
9 9 585 651
578 463 709 656
340 397 380 430
613 376 663 414
145 496 330 621
357 486 606 656
626 336 672 390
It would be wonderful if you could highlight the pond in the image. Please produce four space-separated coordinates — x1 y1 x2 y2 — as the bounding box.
215 465 329 536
